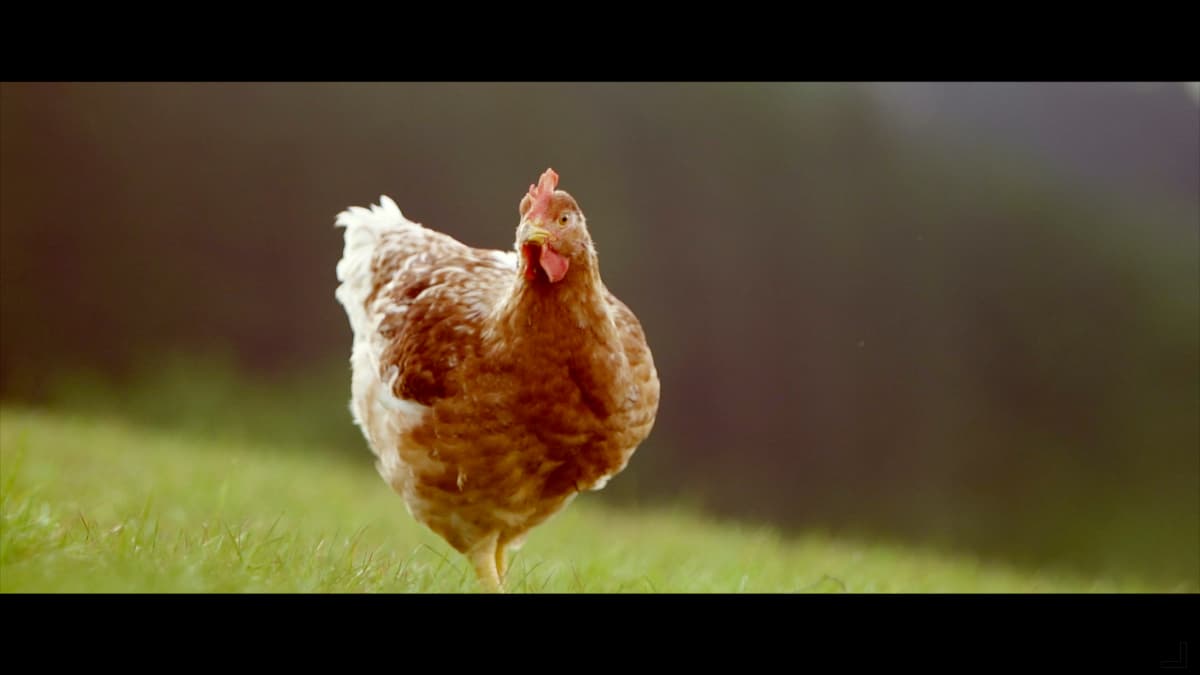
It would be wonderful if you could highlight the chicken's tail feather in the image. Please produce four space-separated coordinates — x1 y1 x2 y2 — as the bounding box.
334 195 414 335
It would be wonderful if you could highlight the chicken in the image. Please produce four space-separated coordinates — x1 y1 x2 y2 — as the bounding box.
334 168 660 592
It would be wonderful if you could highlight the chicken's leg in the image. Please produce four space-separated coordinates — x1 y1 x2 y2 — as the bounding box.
495 543 509 582
468 533 503 593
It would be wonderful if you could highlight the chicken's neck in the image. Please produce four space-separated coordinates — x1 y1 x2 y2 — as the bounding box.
499 253 620 349
494 252 634 423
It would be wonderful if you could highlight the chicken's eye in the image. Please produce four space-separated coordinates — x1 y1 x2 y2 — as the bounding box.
559 213 571 226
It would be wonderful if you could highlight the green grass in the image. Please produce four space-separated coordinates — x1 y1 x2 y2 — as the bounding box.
1 407 1188 593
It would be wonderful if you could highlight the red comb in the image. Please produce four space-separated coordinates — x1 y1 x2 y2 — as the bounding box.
526 168 559 220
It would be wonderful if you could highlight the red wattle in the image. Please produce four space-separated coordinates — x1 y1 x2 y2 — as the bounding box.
539 246 569 283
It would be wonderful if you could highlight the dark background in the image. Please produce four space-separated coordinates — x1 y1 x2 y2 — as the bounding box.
2 82 1197 586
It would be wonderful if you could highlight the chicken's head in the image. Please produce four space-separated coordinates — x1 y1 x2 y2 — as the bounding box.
516 168 592 284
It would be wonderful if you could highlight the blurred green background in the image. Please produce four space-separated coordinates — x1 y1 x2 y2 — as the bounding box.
2 82 1197 585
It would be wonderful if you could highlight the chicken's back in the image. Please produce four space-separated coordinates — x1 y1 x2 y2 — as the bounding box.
334 196 517 507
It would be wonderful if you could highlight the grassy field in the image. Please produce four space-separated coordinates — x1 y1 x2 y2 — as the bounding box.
1 407 1188 593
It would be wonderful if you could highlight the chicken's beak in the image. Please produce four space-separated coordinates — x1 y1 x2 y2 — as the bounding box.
520 220 552 246
518 219 569 283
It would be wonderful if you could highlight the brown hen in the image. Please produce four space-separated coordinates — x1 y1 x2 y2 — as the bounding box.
334 169 660 592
